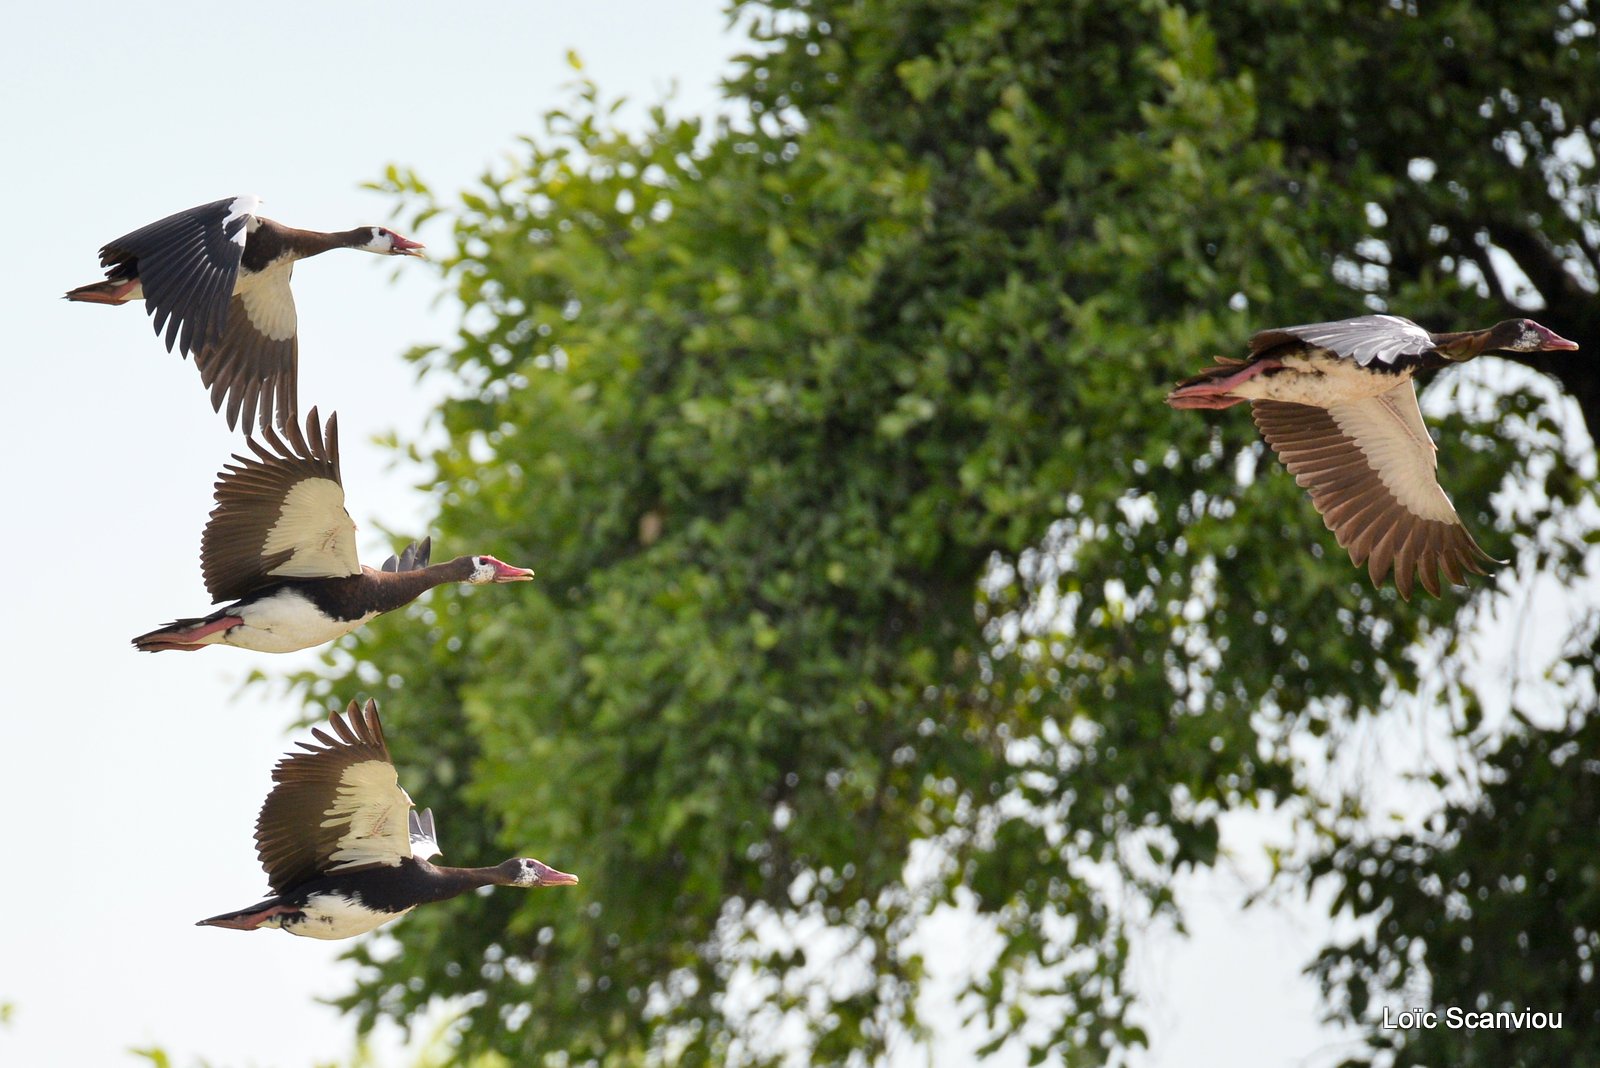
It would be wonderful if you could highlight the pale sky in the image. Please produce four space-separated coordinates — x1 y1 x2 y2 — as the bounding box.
3 4 1573 1067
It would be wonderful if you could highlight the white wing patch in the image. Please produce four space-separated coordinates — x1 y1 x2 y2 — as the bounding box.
1289 314 1437 367
1328 383 1459 523
237 264 298 340
262 478 360 578
322 760 414 872
225 195 263 245
1373 314 1434 344
410 809 442 861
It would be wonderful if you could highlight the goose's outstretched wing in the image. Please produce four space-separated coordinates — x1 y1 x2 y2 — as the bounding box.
254 700 415 894
202 408 358 601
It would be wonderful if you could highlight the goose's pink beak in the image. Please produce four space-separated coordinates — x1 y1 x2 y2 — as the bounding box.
1537 324 1579 350
531 861 579 887
488 558 535 582
391 233 426 258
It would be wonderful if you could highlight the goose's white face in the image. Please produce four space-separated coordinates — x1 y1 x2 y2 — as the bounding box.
1514 321 1546 351
512 858 580 888
360 227 426 257
1508 319 1579 352
468 555 536 584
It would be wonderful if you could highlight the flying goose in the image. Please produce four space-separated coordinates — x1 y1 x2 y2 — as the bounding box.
132 409 533 653
1167 315 1579 597
66 195 424 430
199 700 577 939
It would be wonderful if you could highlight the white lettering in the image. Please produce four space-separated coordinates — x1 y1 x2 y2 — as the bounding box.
1397 1006 1561 1030
1382 1007 1437 1029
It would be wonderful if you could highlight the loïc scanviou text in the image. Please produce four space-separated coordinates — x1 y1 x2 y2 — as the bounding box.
1382 1007 1563 1030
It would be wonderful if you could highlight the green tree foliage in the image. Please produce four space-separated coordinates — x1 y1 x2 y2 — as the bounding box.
282 1 1599 1064
1310 633 1600 1067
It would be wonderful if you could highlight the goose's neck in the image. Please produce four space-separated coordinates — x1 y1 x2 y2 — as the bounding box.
362 557 474 612
415 861 513 902
1425 328 1494 361
273 224 370 259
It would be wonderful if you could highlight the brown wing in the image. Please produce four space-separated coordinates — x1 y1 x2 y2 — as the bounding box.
195 286 299 432
201 408 359 601
1252 385 1496 599
254 700 415 894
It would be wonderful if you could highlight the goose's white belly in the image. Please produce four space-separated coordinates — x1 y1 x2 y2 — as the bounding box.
219 588 377 653
1232 352 1412 407
277 893 412 940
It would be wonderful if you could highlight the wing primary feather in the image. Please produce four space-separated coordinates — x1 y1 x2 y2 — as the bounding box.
324 411 341 481
360 699 385 749
330 701 360 746
305 409 324 460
